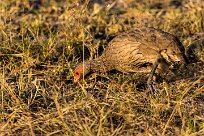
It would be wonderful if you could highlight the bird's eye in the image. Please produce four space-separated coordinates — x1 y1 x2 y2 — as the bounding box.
75 72 79 75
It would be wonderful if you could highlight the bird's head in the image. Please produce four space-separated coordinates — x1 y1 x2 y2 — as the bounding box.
74 68 82 83
74 62 91 83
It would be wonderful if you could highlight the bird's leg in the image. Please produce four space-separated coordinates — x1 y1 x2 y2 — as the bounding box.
147 58 160 95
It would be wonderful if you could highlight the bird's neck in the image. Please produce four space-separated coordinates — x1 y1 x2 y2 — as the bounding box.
87 56 112 73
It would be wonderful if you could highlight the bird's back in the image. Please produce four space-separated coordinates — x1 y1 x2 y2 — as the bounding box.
101 27 187 73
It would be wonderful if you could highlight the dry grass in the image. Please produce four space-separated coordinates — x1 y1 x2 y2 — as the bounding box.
0 0 204 135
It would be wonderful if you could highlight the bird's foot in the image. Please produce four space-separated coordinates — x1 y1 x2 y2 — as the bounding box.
147 82 159 97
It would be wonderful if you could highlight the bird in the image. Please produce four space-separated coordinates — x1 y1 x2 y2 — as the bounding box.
74 27 188 94
186 38 204 63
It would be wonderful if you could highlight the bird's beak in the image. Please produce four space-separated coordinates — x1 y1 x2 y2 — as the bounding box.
74 78 78 83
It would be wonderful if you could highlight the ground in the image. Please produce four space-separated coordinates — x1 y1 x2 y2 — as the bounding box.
0 0 204 135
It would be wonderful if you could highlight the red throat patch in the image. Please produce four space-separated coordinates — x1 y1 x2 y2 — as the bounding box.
74 68 82 82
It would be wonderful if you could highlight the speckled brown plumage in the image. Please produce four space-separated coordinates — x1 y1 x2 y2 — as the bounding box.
74 27 188 93
186 38 204 63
